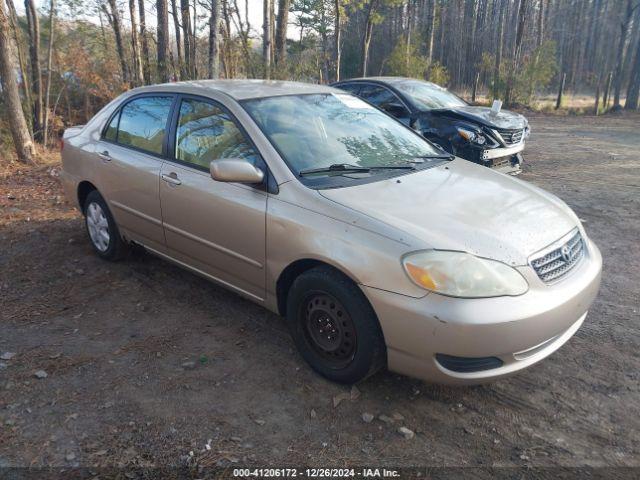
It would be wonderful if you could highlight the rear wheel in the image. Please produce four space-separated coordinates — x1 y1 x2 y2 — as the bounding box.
83 190 127 260
286 266 386 384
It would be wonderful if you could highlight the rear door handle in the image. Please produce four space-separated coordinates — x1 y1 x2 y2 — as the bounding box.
161 173 182 186
98 151 111 162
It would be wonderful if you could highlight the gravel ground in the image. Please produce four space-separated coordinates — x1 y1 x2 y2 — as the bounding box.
0 112 639 475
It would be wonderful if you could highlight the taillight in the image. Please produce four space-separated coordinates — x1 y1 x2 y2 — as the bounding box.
60 138 64 151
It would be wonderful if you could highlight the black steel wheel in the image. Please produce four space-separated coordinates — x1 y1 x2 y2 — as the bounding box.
286 266 386 384
302 293 357 369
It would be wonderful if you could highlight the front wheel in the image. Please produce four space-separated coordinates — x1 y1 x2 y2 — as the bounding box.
83 190 127 260
286 266 386 384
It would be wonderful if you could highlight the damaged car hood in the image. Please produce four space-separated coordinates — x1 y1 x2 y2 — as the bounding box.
318 159 578 266
432 105 528 130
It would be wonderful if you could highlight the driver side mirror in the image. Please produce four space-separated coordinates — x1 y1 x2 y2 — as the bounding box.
210 158 265 184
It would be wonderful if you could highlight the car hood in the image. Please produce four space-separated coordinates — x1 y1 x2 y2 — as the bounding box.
431 105 527 129
318 159 578 266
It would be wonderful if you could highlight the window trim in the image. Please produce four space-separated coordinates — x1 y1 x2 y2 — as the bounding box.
100 92 178 159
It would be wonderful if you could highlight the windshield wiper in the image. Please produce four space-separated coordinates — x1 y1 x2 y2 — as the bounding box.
413 154 455 161
299 163 415 177
299 163 370 176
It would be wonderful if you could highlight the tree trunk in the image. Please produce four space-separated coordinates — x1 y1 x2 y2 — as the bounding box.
138 0 152 84
426 0 435 64
170 0 183 79
180 0 192 79
493 0 505 99
556 72 566 109
275 0 290 65
129 0 144 85
208 0 221 78
6 0 32 133
625 30 640 109
334 0 341 81
613 0 634 107
43 0 55 147
157 0 170 82
537 0 545 48
505 0 527 106
263 0 271 78
0 0 35 163
103 0 130 86
25 0 43 142
360 0 378 77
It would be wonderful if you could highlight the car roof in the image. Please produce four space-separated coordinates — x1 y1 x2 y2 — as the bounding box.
334 77 443 88
126 79 340 100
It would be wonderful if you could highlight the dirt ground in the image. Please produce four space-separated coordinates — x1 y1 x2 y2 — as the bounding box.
1 112 639 475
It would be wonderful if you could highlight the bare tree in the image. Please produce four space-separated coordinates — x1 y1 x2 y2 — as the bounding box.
102 0 131 85
157 0 170 82
138 0 152 84
263 0 271 78
170 0 183 78
5 0 32 130
0 0 35 163
626 28 640 109
275 0 289 65
43 0 55 147
493 0 506 99
613 0 639 107
129 0 144 85
208 0 221 78
360 0 379 77
181 0 192 78
334 0 342 81
25 0 43 142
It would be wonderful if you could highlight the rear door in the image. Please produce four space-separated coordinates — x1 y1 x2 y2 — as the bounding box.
97 94 175 249
159 95 268 302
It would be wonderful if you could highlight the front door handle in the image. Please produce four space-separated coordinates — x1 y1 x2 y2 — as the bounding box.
162 172 182 186
98 151 111 162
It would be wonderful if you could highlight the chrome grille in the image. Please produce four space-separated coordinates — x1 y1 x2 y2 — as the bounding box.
531 230 585 283
496 128 524 146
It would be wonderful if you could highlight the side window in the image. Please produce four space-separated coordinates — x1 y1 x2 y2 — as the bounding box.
175 99 260 170
336 83 361 95
359 85 397 109
104 111 119 141
116 96 173 155
360 85 410 123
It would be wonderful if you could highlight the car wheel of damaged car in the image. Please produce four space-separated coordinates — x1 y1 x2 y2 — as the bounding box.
83 190 127 261
286 266 386 384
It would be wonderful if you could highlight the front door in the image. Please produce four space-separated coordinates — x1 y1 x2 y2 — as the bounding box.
159 96 268 301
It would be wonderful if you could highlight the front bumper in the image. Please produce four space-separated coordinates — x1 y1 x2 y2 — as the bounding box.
362 238 602 385
456 142 524 175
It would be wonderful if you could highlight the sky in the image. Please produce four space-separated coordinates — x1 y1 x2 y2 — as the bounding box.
24 0 267 39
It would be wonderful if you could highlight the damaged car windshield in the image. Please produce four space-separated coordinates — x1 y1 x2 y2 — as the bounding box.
242 93 448 188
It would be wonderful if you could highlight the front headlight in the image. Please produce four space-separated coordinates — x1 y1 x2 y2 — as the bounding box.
402 250 529 298
457 127 486 145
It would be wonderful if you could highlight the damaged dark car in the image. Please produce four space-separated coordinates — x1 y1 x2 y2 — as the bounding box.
332 77 530 175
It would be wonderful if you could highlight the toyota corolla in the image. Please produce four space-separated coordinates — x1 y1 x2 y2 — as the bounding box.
60 80 601 385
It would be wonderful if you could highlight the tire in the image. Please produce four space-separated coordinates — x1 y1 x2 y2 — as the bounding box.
83 190 127 261
286 266 386 384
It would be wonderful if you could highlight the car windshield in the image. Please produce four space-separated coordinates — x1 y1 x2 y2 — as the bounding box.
242 93 445 186
394 80 467 110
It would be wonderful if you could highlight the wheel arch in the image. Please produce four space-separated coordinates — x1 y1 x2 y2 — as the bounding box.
77 181 98 213
275 258 362 317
